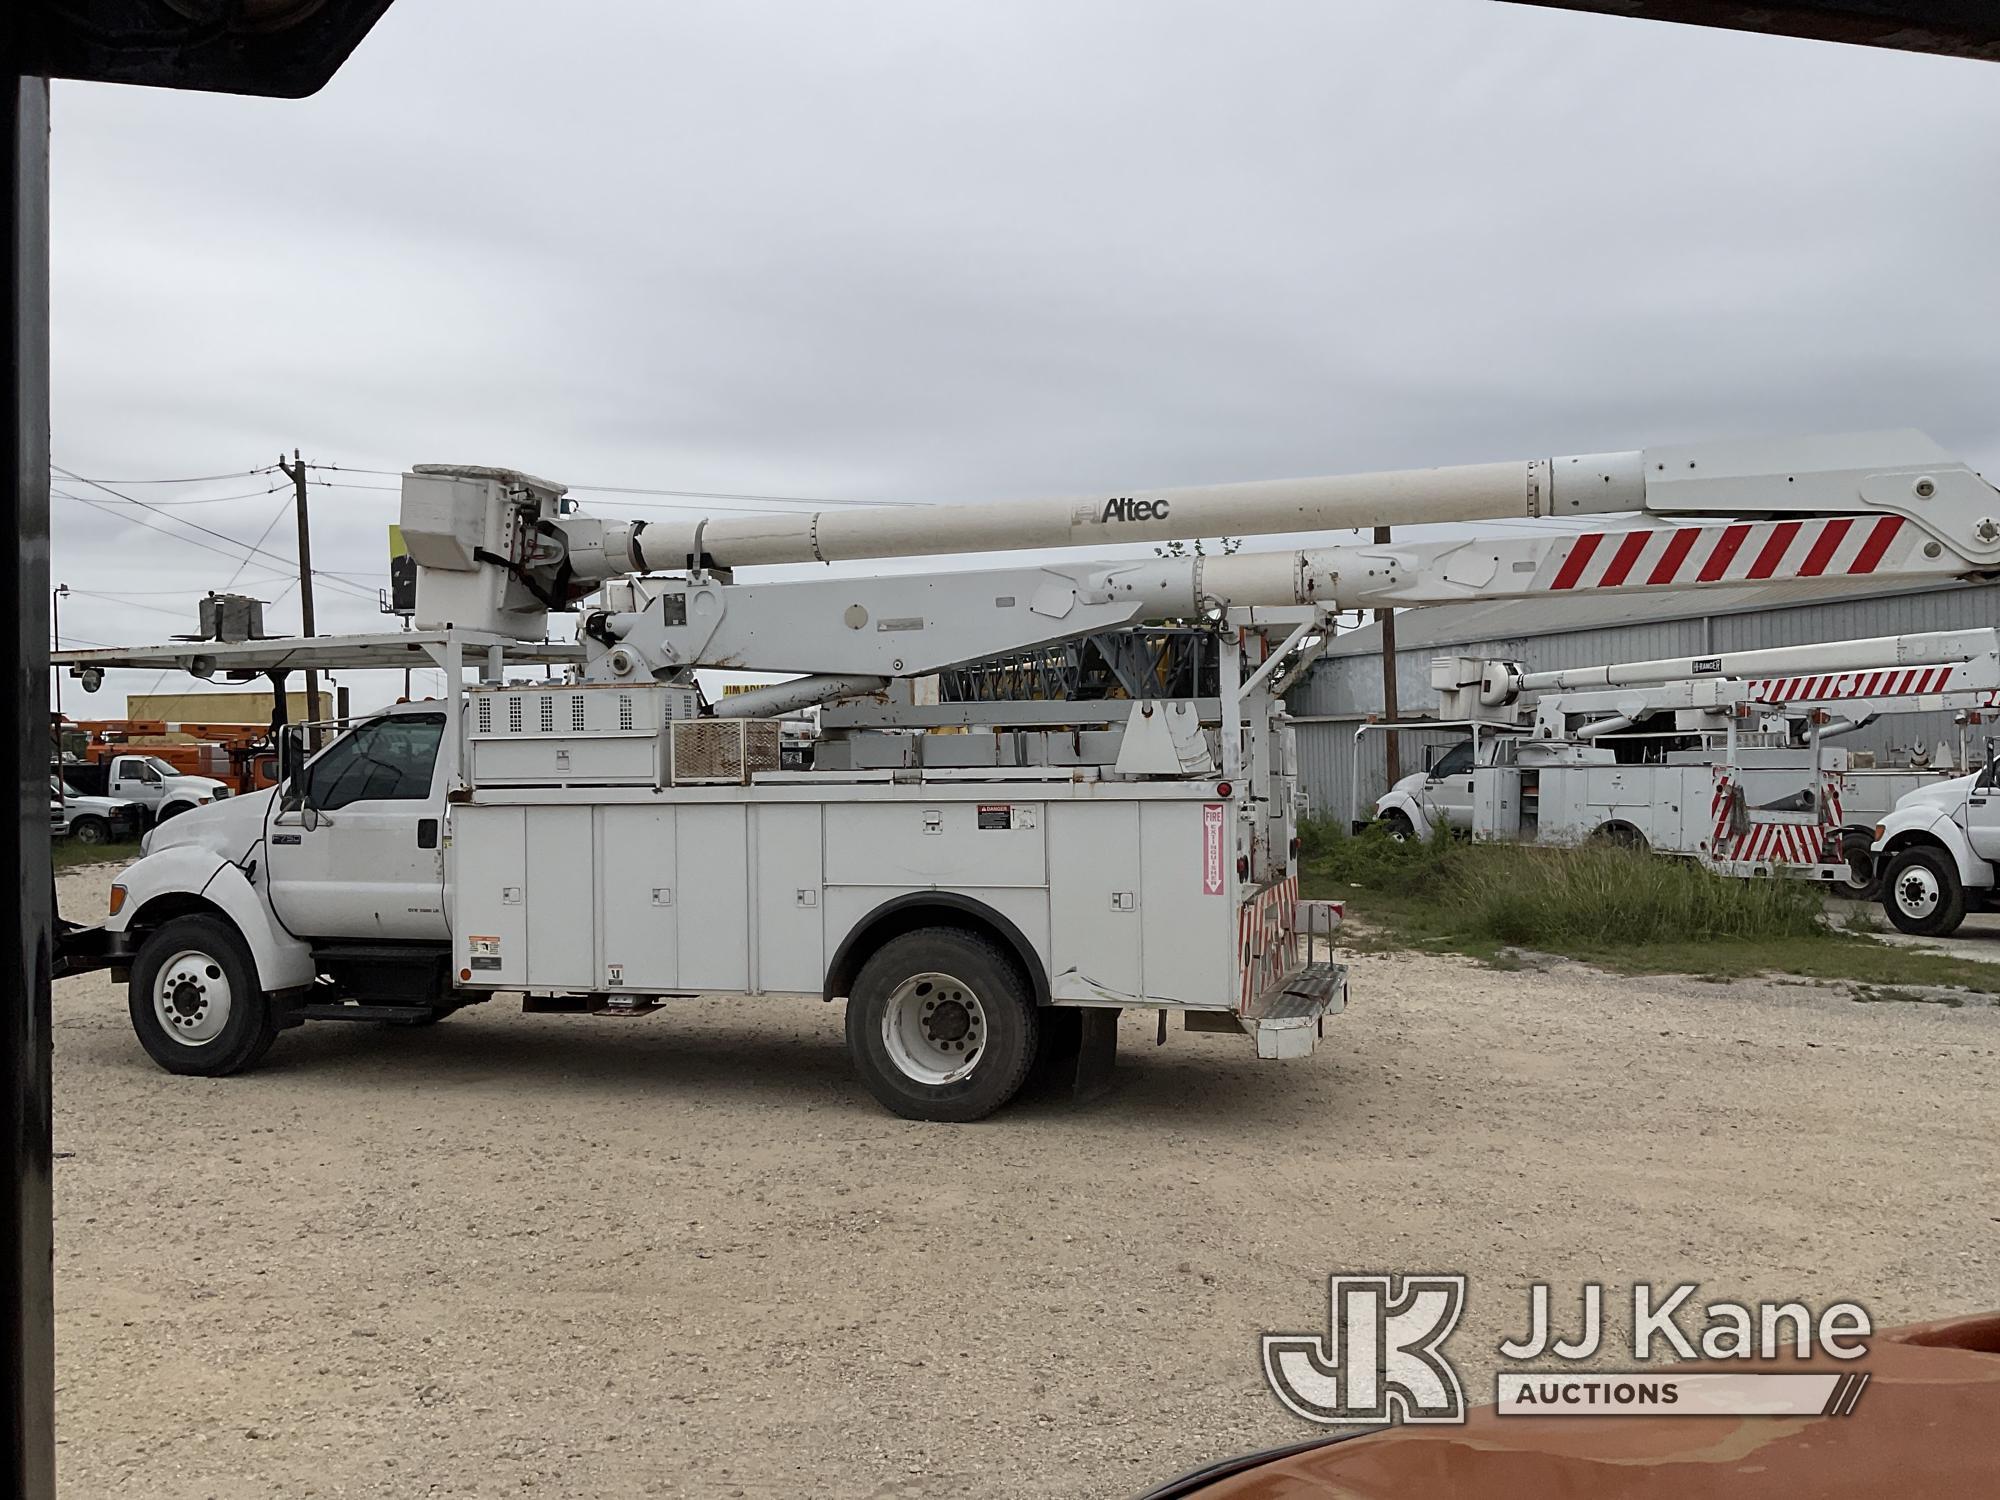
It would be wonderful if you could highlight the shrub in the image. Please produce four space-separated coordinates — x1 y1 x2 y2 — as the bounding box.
1301 819 1826 947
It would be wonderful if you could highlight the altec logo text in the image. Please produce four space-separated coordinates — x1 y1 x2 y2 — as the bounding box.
1098 496 1170 523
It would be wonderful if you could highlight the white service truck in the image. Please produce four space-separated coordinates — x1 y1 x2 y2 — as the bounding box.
55 429 2000 1116
1872 757 2000 937
1370 628 2000 897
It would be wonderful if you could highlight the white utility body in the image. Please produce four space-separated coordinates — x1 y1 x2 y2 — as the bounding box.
54 429 2000 1117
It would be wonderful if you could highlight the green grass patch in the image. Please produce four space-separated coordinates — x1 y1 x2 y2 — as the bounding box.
52 836 142 873
1302 819 1999 995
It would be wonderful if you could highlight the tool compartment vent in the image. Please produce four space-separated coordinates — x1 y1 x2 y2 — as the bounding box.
666 720 781 785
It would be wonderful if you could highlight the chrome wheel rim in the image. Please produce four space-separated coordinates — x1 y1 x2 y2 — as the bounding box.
153 949 232 1045
881 971 985 1085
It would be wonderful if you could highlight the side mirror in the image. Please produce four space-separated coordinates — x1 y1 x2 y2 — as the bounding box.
277 725 309 808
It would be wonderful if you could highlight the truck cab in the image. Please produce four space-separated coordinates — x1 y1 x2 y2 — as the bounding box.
1871 763 2000 937
1372 738 1482 840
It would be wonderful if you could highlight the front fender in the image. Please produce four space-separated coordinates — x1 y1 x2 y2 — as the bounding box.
111 845 316 992
1374 790 1435 840
1874 810 1991 889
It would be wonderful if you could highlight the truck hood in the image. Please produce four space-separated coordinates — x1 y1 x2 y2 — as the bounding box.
163 774 231 800
142 785 272 862
61 793 138 817
1892 772 1979 815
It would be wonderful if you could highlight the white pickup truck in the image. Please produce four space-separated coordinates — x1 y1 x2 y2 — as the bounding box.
49 774 146 846
60 753 231 826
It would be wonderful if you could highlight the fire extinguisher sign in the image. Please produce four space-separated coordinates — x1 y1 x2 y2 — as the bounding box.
1202 803 1227 895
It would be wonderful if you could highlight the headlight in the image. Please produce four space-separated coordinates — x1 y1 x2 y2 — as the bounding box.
211 787 230 799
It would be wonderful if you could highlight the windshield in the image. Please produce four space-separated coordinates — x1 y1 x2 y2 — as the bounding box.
141 757 181 778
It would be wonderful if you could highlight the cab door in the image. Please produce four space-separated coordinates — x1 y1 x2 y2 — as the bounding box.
1426 740 1478 831
265 713 449 940
1961 762 2000 862
108 755 163 809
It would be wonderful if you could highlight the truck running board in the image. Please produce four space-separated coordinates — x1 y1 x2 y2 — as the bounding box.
289 1001 438 1024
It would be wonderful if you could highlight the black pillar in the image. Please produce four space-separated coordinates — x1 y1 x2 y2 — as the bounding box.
2 65 55 1500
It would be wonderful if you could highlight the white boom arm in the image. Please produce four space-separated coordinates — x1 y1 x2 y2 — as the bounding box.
1510 627 2000 698
390 430 2000 685
570 429 2000 571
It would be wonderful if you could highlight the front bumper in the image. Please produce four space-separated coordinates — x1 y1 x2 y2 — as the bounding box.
53 920 132 980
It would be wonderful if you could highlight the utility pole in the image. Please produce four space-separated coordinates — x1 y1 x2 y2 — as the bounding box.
276 450 321 746
1373 525 1401 786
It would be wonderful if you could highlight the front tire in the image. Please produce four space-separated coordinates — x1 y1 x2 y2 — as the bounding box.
1379 809 1416 843
845 927 1038 1122
1881 846 1967 938
71 815 110 846
128 915 280 1076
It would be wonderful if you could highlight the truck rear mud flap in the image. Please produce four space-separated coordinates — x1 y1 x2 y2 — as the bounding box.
1239 961 1348 1060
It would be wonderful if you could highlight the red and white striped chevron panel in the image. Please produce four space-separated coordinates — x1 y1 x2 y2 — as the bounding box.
1709 772 1841 868
1237 874 1301 1014
1714 821 1834 866
1748 667 1957 703
1539 515 1929 593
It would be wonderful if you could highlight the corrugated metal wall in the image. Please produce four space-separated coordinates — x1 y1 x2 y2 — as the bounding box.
1290 582 2000 821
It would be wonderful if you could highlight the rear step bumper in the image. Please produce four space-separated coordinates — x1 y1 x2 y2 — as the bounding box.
1240 961 1348 1060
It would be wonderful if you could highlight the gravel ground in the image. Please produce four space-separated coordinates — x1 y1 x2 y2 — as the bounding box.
51 865 2000 1499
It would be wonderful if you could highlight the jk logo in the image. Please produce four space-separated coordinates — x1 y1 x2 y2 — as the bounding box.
1262 1274 1468 1425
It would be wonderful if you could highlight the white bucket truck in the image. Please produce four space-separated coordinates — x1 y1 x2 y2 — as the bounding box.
56 430 2000 1115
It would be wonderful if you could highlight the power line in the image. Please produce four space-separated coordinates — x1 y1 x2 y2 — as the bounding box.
223 495 296 592
62 590 208 621
51 468 378 601
305 463 927 509
46 480 288 507
52 465 278 485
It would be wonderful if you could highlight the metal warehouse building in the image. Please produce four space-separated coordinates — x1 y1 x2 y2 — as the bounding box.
1287 578 2000 825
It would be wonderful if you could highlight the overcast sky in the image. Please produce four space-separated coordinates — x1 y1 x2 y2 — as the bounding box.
47 0 2000 712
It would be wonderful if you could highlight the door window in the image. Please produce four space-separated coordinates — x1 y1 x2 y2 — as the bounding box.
304 715 445 810
124 760 162 784
1431 741 1475 780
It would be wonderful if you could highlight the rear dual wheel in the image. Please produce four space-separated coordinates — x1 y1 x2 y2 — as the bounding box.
845 927 1038 1122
